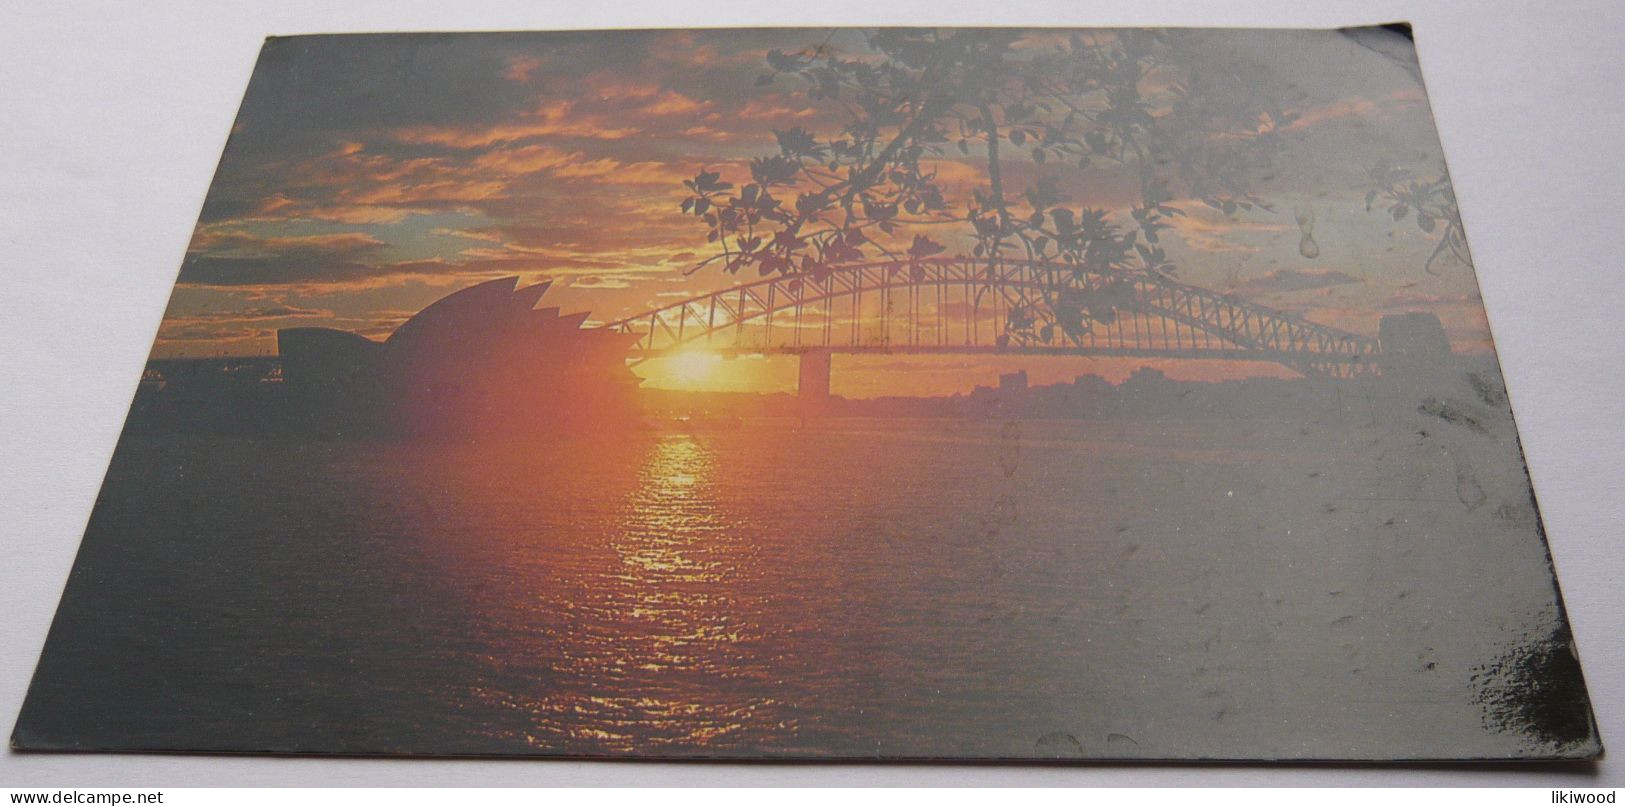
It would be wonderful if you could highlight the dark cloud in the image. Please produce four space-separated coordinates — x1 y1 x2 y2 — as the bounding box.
179 232 385 286
170 305 332 321
179 254 380 286
1234 269 1364 294
235 34 551 148
1379 291 1478 310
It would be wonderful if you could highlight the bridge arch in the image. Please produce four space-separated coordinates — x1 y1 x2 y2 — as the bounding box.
605 258 1379 378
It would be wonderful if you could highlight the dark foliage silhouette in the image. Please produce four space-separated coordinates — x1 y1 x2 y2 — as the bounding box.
1366 160 1471 273
676 29 1294 283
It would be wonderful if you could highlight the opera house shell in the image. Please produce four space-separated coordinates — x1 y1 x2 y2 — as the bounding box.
277 276 641 436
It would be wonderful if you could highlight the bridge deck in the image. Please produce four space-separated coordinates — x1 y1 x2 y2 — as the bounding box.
608 258 1381 377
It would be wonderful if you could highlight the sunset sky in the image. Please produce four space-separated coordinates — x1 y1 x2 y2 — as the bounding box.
157 27 1494 397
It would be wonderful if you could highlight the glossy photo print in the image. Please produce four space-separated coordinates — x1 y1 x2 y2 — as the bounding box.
12 26 1601 761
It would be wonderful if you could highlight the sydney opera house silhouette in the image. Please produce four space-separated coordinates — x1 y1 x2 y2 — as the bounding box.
132 277 640 437
277 276 641 436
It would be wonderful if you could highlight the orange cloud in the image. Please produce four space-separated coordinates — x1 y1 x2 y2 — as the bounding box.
502 55 545 83
394 101 641 147
191 230 384 254
1284 87 1427 132
642 90 711 116
471 144 578 173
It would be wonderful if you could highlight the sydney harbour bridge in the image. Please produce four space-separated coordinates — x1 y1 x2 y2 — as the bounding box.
146 257 1446 419
605 257 1391 400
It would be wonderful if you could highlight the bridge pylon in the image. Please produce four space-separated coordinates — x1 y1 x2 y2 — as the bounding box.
798 349 832 410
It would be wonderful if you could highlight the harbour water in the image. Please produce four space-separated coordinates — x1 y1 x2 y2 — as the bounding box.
14 415 1590 759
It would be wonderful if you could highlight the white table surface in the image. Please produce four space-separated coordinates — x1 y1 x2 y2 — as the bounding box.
2 0 1621 787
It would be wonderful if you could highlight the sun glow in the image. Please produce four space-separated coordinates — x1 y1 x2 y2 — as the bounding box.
667 350 723 387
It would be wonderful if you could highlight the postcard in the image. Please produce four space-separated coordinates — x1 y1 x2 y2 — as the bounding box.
12 25 1600 761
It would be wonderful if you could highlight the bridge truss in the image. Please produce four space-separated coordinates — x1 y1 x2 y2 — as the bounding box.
606 258 1380 378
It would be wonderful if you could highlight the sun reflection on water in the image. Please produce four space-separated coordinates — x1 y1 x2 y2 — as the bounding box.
520 434 787 752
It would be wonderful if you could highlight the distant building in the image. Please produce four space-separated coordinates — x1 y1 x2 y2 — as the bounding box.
1072 374 1111 394
999 369 1029 393
1124 366 1167 386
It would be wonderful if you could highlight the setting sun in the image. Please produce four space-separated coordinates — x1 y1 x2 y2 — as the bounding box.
667 350 723 387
